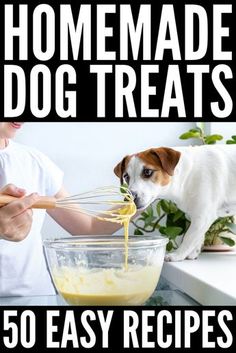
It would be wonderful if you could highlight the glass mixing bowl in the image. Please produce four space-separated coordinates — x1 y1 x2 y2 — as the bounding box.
43 235 168 306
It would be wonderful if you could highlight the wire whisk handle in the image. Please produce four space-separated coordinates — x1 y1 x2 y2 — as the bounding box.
0 195 56 209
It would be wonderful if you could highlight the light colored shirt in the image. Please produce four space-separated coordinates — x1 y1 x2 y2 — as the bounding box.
0 140 63 296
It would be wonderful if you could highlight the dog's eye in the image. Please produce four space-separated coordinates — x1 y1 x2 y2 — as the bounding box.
123 173 130 184
143 168 154 178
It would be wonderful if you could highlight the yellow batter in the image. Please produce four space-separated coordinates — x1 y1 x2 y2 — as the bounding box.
116 202 136 269
96 199 136 269
53 265 161 306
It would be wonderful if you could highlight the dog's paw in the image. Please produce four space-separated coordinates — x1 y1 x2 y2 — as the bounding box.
186 248 200 260
165 252 185 262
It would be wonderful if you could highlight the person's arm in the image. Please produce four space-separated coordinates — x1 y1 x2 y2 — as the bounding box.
0 184 40 241
47 186 125 235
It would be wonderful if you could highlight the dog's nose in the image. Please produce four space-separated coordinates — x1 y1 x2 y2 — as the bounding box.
131 191 138 202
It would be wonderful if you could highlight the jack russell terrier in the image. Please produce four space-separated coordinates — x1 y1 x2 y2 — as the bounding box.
114 145 236 261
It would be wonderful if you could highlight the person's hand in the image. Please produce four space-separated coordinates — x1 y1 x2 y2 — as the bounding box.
0 184 39 242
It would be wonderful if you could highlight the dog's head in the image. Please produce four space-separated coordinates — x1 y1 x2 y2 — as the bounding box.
114 147 181 210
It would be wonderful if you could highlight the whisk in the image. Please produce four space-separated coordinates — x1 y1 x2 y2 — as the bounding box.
0 186 136 222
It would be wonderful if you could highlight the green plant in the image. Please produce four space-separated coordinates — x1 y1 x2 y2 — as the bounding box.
133 201 191 252
179 127 223 144
226 136 236 144
132 126 236 250
204 217 236 247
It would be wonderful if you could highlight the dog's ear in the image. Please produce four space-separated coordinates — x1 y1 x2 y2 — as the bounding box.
151 147 181 176
114 156 129 184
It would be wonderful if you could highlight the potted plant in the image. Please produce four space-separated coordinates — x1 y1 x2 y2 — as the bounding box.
132 126 236 253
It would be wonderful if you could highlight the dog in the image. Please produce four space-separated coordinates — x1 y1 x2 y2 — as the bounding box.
114 145 236 261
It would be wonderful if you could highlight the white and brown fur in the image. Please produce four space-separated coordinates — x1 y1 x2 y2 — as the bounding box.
114 145 236 261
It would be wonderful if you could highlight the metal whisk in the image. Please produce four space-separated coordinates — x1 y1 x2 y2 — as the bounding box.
0 186 136 222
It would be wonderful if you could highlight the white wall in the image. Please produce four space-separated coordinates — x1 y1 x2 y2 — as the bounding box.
15 122 195 237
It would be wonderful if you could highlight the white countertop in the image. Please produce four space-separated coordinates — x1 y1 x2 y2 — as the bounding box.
162 250 236 305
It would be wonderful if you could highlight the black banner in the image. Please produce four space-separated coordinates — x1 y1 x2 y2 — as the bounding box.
0 306 236 352
0 0 235 122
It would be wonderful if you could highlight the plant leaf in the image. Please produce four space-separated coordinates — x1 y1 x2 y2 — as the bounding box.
204 134 223 144
206 141 217 145
166 241 173 252
159 226 167 235
160 200 171 213
173 209 184 222
169 201 178 213
137 217 145 222
179 132 201 140
134 228 143 236
220 236 235 247
159 226 183 239
166 213 189 233
144 215 155 227
146 206 154 218
189 127 202 133
156 202 162 217
141 211 149 219
226 140 236 144
208 134 223 140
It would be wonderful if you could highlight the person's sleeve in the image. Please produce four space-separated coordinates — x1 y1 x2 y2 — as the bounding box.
37 152 64 196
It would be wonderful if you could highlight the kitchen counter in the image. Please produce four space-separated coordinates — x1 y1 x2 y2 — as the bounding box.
0 286 199 306
162 250 236 305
